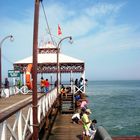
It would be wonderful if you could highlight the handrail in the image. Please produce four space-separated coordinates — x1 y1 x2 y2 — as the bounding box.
0 84 55 98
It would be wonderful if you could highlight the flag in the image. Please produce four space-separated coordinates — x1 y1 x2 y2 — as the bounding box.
58 24 62 35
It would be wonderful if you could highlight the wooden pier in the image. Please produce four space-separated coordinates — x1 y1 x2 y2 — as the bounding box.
46 114 82 140
0 88 140 140
0 88 59 140
0 86 82 140
0 94 34 113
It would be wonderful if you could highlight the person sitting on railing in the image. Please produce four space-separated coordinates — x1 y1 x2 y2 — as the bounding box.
4 78 10 98
60 84 67 98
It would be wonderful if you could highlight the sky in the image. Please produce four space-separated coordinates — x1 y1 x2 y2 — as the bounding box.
0 0 140 81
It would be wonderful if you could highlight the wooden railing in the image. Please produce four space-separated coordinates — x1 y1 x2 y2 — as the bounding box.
0 88 58 140
0 86 29 98
72 85 85 94
0 83 85 98
0 84 53 98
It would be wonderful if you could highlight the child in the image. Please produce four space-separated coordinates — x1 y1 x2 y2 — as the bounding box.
89 119 97 140
60 85 67 98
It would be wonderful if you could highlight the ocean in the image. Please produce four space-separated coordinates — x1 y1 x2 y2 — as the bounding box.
86 80 140 136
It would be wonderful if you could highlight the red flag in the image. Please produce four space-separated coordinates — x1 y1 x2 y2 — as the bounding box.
58 24 62 35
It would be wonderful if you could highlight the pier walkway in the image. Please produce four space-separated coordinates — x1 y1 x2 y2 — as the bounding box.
0 87 59 140
0 84 80 140
48 114 82 140
0 86 140 140
0 94 37 113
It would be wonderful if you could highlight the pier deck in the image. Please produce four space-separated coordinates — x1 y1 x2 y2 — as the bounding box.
0 94 43 113
48 114 82 140
1 94 140 140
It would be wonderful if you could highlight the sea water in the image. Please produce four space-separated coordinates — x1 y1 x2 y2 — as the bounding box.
86 80 140 136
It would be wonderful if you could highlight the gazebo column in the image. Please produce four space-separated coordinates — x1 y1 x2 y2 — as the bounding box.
20 73 23 86
70 70 73 93
21 73 23 86
50 74 53 89
13 77 16 86
23 71 26 87
60 72 62 85
82 70 86 93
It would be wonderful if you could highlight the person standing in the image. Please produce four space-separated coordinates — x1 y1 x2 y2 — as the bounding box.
54 80 57 88
75 79 78 86
75 78 79 91
79 77 84 92
40 77 45 93
82 109 92 140
17 79 22 89
4 78 9 88
45 79 50 93
4 78 10 98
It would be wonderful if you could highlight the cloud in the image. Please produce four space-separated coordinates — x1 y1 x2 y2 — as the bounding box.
37 1 140 58
41 2 126 39
85 2 124 17
75 24 140 55
63 16 96 37
1 1 140 80
1 1 139 57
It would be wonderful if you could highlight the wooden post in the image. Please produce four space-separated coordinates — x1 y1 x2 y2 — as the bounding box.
32 0 40 139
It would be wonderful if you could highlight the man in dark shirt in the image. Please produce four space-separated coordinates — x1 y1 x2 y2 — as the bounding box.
4 78 10 98
4 78 9 88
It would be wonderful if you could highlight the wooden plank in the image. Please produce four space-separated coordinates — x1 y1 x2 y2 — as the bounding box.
48 114 83 140
0 93 44 122
0 95 32 113
0 94 43 113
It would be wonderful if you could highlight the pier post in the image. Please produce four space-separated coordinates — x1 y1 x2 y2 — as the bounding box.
32 0 40 139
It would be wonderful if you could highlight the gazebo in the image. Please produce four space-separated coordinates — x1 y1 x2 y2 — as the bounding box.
13 42 85 91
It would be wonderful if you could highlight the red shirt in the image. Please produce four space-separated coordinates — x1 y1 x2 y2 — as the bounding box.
45 80 50 87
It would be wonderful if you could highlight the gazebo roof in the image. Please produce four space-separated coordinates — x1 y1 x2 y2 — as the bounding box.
14 53 84 64
13 46 85 73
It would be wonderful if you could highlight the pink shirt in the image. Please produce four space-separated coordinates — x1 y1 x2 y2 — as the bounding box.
80 101 87 108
